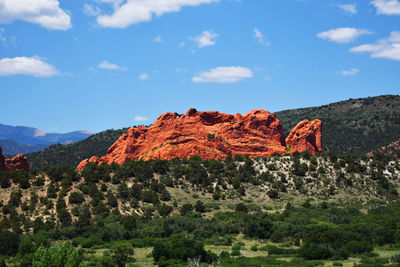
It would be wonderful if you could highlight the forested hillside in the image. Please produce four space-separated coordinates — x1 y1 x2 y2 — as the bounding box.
27 129 128 170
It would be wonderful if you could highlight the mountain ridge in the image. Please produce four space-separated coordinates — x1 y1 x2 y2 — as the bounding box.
0 123 94 155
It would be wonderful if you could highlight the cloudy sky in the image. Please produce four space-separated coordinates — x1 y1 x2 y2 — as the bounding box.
0 0 399 133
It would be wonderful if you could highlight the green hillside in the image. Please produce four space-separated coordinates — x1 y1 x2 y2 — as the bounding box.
277 94 400 154
27 128 128 170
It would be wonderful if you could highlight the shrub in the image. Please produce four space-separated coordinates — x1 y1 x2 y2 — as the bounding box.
153 235 207 264
235 203 248 213
194 200 205 213
32 243 83 267
69 192 85 204
270 230 283 243
0 231 20 256
267 189 279 199
180 203 193 216
299 243 332 260
111 241 134 267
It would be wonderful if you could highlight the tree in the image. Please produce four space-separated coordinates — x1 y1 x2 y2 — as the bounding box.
235 203 248 213
270 230 283 243
299 242 332 260
57 209 72 227
121 215 136 231
117 183 130 200
180 203 193 216
32 243 84 267
0 231 20 256
194 200 205 213
153 234 206 264
47 183 58 199
111 241 134 267
267 189 279 199
107 190 118 208
18 236 35 255
0 174 11 188
157 204 173 217
69 192 85 204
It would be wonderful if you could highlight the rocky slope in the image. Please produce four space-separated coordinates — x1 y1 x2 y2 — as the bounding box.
78 109 321 169
0 146 29 172
370 139 400 158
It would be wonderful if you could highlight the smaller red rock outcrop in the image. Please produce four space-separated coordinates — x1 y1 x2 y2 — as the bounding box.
0 147 6 171
77 156 101 170
0 147 30 172
286 119 322 154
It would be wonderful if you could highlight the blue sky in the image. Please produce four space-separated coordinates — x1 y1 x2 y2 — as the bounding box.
0 0 399 133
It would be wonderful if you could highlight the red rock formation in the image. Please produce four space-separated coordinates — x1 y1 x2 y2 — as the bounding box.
285 119 322 154
0 147 6 171
77 156 101 170
77 109 322 170
0 147 29 172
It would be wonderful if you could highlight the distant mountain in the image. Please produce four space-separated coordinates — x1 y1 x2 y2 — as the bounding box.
28 128 128 170
0 123 94 155
0 140 48 156
0 123 93 145
276 94 400 154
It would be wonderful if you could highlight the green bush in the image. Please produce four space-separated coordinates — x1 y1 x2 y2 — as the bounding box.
299 243 332 260
68 192 85 204
32 243 84 267
153 234 208 264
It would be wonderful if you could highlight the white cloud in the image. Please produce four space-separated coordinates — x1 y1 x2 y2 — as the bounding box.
0 56 59 77
371 0 400 15
96 0 218 28
152 35 163 43
139 73 149 80
338 4 357 14
0 0 71 30
350 31 400 61
253 28 270 46
339 68 359 76
190 30 218 48
317 27 372 43
134 115 148 122
98 60 127 70
192 66 253 83
84 3 101 17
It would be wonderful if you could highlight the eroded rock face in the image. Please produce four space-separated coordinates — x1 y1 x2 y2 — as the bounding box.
0 147 6 171
285 119 322 154
77 156 101 170
0 147 29 172
77 109 322 170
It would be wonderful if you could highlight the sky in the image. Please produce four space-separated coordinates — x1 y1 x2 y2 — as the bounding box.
0 0 399 133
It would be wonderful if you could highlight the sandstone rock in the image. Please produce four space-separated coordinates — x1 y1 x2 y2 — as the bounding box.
77 156 101 170
77 109 322 169
5 154 30 172
0 147 6 171
0 147 29 172
285 119 322 154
